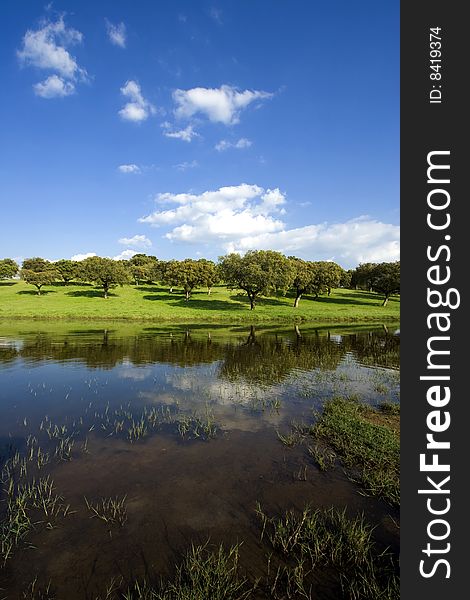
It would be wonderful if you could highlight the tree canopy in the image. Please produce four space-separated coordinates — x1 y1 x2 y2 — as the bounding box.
80 256 131 298
0 258 19 279
128 254 159 285
219 250 294 309
161 259 208 300
20 257 57 295
54 259 79 284
370 262 400 306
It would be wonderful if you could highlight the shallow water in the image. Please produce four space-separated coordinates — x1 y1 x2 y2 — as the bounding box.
0 322 399 598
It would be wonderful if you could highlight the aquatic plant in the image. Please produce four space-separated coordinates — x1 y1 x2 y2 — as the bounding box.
84 495 128 528
256 504 399 600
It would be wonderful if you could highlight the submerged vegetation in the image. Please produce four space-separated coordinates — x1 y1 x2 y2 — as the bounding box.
311 398 400 506
256 505 399 599
276 396 400 506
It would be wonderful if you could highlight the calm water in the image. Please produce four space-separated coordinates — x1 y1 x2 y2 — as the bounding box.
0 322 400 598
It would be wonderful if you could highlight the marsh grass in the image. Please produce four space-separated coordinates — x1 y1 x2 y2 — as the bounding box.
275 421 308 448
175 407 218 441
84 495 128 529
311 397 400 505
307 443 336 471
256 504 398 600
1 476 70 564
22 576 55 599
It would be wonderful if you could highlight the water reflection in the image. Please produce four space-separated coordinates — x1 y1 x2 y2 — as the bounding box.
0 322 399 373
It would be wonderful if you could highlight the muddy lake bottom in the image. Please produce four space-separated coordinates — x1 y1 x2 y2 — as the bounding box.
0 323 400 598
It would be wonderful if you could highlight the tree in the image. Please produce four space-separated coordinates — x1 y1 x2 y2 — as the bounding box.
197 259 220 294
20 257 57 295
20 268 57 295
128 254 159 285
161 259 206 300
340 269 353 289
315 261 344 296
22 257 50 272
54 259 78 284
370 261 400 306
351 263 376 291
288 258 318 308
0 258 19 279
219 250 294 310
81 256 131 298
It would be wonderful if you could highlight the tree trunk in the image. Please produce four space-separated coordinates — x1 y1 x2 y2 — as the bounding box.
36 286 41 296
327 287 331 296
249 293 256 310
382 295 389 307
104 285 108 299
207 287 212 295
185 290 190 301
293 293 301 308
169 287 173 293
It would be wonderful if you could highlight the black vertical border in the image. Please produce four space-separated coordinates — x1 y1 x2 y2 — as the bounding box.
401 2 466 598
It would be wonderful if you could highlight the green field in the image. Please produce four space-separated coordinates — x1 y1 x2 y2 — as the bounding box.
0 281 399 323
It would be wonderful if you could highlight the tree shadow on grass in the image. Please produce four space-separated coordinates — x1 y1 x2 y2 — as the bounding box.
17 289 58 296
306 293 386 307
65 290 118 298
142 291 248 311
0 281 18 287
51 281 94 288
135 285 163 293
173 297 247 311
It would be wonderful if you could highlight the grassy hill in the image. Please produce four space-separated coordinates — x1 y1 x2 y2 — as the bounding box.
0 281 399 323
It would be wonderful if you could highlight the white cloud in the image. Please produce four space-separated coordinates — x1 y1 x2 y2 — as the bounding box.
139 184 286 244
118 163 141 174
162 123 199 142
113 249 137 261
215 138 252 151
173 85 273 125
106 20 126 48
138 184 399 268
119 80 155 122
71 252 96 261
226 217 400 268
33 74 75 98
118 235 152 248
18 17 87 96
174 160 198 171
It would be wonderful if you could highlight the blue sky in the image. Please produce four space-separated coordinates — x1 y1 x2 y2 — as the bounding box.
0 0 399 269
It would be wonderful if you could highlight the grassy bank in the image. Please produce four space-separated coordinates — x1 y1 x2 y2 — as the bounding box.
0 281 399 323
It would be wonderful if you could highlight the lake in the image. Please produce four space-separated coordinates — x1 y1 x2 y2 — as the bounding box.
0 322 400 599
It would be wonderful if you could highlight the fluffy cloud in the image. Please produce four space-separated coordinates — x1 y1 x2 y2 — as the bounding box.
106 20 126 48
226 217 400 267
118 164 141 174
173 85 273 125
33 74 75 98
138 184 399 268
139 184 286 244
119 80 155 122
113 249 137 261
18 17 87 97
215 138 252 151
71 252 96 261
118 235 152 248
162 123 199 142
